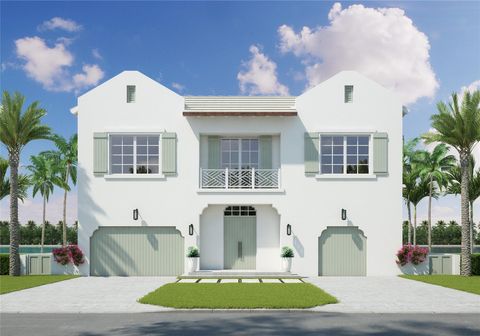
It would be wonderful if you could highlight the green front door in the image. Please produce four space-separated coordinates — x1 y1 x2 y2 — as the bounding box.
224 216 257 269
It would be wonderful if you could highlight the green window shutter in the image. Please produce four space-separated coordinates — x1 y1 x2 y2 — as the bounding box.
162 132 177 176
208 136 221 169
373 132 388 174
93 132 108 175
304 132 319 174
259 135 272 169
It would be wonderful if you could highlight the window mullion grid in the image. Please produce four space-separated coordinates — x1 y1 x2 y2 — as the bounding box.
343 136 347 174
133 136 137 175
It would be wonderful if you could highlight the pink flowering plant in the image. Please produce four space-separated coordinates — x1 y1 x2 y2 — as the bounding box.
53 245 85 266
396 244 429 266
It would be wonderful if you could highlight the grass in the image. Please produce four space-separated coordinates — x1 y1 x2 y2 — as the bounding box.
139 283 338 309
400 275 480 295
0 275 79 295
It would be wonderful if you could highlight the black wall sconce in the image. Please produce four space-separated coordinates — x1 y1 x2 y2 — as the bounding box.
133 209 139 221
286 224 292 236
341 209 347 220
189 224 194 236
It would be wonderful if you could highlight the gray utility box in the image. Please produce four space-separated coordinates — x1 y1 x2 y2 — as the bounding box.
429 254 460 275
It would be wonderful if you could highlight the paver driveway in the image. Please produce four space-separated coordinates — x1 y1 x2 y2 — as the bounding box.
0 276 176 313
307 276 480 313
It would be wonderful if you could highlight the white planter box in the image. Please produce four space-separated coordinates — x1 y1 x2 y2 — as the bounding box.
282 257 292 272
188 257 199 273
398 259 429 275
51 261 81 275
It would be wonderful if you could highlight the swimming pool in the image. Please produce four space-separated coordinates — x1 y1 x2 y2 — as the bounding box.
0 245 61 254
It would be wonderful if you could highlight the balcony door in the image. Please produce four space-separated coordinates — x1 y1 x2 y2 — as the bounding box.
221 139 259 169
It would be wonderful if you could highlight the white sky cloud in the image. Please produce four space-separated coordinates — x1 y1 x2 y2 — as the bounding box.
171 82 185 92
237 45 289 96
38 17 82 32
15 36 104 93
92 48 102 60
458 79 480 101
278 2 438 105
0 192 78 225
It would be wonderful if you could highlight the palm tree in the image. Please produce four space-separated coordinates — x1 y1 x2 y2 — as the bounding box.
27 154 66 253
403 138 420 244
423 90 480 276
415 144 456 250
0 156 30 201
447 156 480 252
0 91 51 276
409 178 436 245
42 134 77 246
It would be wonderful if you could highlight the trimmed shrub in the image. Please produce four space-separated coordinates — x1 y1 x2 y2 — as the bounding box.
52 245 85 266
472 254 480 275
396 244 429 266
281 246 294 258
186 246 200 258
0 254 8 275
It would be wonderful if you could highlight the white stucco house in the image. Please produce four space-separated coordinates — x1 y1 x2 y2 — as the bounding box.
72 70 402 277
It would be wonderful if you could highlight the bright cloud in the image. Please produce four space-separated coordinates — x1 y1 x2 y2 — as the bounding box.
171 82 185 92
0 192 78 225
38 17 82 32
278 2 438 105
237 45 289 96
92 48 102 60
458 79 480 100
15 36 104 92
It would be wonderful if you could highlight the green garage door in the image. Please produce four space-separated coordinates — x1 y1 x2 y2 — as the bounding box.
318 226 367 276
90 227 184 276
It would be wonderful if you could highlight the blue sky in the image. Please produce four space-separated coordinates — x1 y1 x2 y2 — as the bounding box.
1 1 479 224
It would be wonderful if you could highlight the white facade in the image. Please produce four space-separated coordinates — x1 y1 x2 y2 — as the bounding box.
74 70 402 276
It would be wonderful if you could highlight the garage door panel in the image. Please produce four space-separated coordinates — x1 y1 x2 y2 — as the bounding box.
91 227 184 276
318 226 366 276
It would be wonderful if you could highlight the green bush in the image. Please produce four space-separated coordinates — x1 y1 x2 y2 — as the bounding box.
0 254 9 275
472 254 480 275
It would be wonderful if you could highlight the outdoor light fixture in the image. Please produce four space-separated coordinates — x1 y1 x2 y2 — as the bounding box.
133 209 139 221
286 224 292 236
189 224 194 236
341 209 347 220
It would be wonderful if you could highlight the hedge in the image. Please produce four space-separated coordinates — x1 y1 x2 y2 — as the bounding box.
472 254 480 275
0 254 9 275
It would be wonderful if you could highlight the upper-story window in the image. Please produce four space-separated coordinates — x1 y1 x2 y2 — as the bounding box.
127 85 136 103
110 135 160 174
320 135 369 175
344 85 353 103
221 138 259 169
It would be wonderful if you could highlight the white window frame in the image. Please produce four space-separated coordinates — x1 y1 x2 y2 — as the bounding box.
108 133 163 175
220 138 260 169
318 133 373 177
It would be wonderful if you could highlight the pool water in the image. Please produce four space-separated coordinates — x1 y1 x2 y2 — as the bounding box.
0 245 61 254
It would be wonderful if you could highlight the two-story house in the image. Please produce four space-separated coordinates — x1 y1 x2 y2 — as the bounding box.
72 70 402 277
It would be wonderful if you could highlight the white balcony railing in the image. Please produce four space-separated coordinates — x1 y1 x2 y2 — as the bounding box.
200 168 280 189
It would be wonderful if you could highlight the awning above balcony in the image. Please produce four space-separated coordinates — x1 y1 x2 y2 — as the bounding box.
183 96 297 116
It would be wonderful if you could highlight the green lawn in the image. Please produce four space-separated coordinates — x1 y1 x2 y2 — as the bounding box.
0 275 78 295
400 275 480 295
139 283 338 309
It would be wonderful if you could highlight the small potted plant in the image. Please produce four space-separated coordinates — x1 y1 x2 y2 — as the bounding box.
187 246 200 273
281 246 294 272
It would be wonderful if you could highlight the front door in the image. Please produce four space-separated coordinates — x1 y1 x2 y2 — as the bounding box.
224 206 257 269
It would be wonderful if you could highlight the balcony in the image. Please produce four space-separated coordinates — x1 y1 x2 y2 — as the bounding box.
200 168 280 189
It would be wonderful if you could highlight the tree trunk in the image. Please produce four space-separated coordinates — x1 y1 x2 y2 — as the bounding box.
41 194 46 253
460 151 471 276
428 175 433 250
413 205 417 245
470 201 474 253
407 201 412 244
8 150 20 276
62 163 70 246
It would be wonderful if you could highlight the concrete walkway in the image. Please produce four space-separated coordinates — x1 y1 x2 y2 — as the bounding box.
0 276 176 313
307 276 480 313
